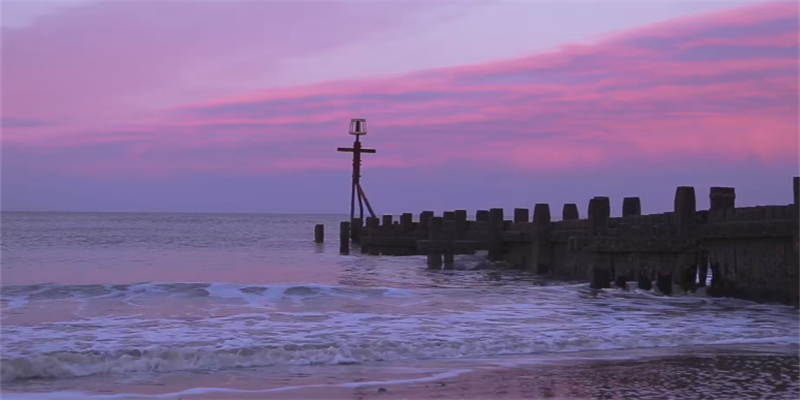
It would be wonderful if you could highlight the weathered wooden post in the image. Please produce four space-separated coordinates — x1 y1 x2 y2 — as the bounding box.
530 203 552 274
476 210 490 222
589 253 611 289
793 177 799 210
443 252 455 269
362 217 380 254
709 187 736 210
337 119 377 243
488 208 504 262
792 176 800 253
622 197 641 217
454 210 468 240
351 218 363 243
314 224 324 243
657 273 673 295
400 213 413 235
380 215 394 255
443 211 455 221
588 197 610 231
427 216 444 269
562 203 579 220
420 211 433 240
339 221 350 255
674 186 696 232
514 208 530 223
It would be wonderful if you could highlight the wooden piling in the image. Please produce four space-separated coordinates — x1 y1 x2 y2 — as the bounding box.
562 203 579 220
420 211 433 239
488 208 504 262
638 271 652 291
533 204 551 227
339 221 350 255
429 216 443 240
427 252 443 269
314 224 324 243
793 177 799 210
455 210 468 240
400 213 413 235
531 203 552 274
588 197 610 231
351 218 362 243
656 273 673 295
674 186 696 232
443 252 455 268
622 197 641 217
589 263 611 289
513 208 529 223
476 210 489 222
709 187 735 210
427 216 445 269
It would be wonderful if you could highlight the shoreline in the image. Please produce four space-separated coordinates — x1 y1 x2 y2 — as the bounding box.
2 343 797 400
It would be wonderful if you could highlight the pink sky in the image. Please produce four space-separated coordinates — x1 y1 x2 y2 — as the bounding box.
1 1 798 214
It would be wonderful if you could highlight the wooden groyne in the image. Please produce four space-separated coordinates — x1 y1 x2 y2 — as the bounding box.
324 177 800 307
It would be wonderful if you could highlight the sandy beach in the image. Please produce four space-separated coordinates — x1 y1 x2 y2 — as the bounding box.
4 344 797 400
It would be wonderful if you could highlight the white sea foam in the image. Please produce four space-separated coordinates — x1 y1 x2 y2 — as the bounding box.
2 281 798 383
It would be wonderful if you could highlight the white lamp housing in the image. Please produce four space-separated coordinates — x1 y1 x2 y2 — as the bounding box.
349 118 367 136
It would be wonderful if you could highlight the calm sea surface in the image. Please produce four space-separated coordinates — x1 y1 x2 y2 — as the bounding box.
1 212 798 399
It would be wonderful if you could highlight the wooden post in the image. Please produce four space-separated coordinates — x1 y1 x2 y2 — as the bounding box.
339 221 350 255
488 208 504 262
533 204 551 228
588 197 610 231
351 218 362 243
443 211 455 221
443 252 455 269
476 210 489 222
622 197 641 217
427 216 444 269
314 224 324 243
361 217 379 254
513 208 529 223
709 187 735 210
531 203 552 274
455 210 468 240
427 252 443 269
420 211 433 239
400 213 413 235
337 131 377 229
793 177 799 210
562 203 579 220
674 186 696 232
366 216 379 235
429 216 444 241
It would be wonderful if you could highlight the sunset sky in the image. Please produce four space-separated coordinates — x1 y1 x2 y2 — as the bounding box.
2 0 798 215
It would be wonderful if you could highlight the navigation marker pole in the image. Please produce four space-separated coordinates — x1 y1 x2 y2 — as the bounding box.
337 119 377 243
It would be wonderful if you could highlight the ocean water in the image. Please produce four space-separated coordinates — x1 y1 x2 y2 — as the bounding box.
1 212 798 399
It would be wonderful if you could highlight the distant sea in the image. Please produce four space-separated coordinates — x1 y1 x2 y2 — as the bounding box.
1 212 798 399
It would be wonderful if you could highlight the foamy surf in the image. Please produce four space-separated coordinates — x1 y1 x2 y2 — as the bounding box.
0 282 417 314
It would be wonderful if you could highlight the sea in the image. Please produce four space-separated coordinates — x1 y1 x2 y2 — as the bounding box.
1 212 798 400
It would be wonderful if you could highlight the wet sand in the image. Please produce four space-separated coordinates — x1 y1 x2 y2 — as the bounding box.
184 350 800 400
4 345 798 400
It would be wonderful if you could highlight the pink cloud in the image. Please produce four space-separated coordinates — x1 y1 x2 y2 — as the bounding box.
1 1 439 132
2 1 797 178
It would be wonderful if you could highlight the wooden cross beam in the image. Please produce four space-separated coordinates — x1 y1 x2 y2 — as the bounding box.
337 147 376 154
